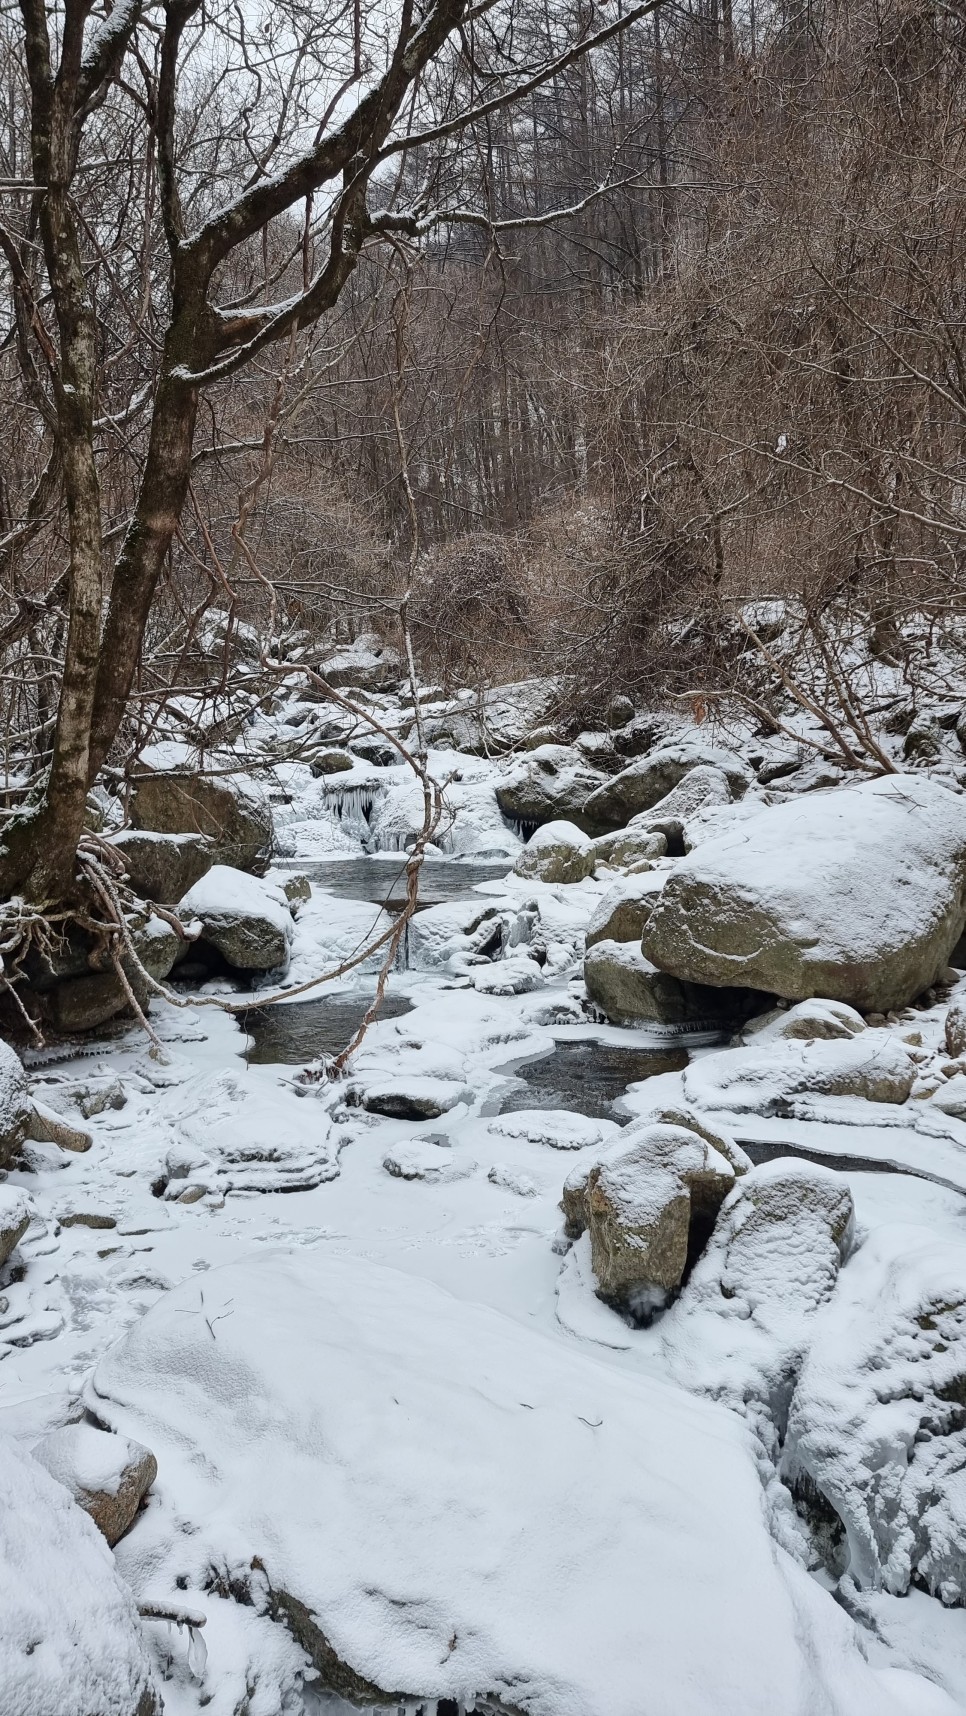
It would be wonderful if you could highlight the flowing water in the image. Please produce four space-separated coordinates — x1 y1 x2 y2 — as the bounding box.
495 1038 690 1123
279 856 512 913
242 988 414 1065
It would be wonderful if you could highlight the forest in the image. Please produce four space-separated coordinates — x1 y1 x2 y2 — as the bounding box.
2 5 966 1716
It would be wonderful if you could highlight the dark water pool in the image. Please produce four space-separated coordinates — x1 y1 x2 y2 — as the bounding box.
280 857 511 913
242 989 413 1065
496 1038 690 1123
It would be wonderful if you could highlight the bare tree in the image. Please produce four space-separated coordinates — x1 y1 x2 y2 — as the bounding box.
0 0 664 904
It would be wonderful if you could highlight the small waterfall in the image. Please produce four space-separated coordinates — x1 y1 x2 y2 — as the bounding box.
323 783 380 846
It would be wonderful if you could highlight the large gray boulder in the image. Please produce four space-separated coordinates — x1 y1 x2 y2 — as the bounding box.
585 940 762 1029
45 914 181 1033
643 775 966 1014
178 865 293 973
0 1042 30 1170
585 875 664 948
0 1434 159 1716
0 1185 32 1270
584 743 752 832
513 819 595 884
131 770 273 874
496 745 607 834
109 830 213 903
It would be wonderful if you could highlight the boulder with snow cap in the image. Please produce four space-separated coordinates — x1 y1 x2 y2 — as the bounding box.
563 1122 738 1318
0 1184 32 1270
782 1227 966 1603
0 1040 30 1169
514 819 595 884
179 865 293 973
642 776 966 1014
622 763 735 848
496 744 607 834
131 769 273 874
683 1032 916 1115
584 742 753 832
742 997 867 1044
592 826 668 868
663 1163 853 1438
0 1433 159 1716
585 873 665 948
108 829 213 903
945 995 966 1058
33 1422 157 1547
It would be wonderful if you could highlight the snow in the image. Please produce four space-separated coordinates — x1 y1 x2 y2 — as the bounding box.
178 864 292 934
89 1248 921 1716
33 1420 145 1498
8 684 966 1714
0 1432 158 1716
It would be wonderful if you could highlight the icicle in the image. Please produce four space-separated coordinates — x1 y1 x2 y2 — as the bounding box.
186 1623 208 1679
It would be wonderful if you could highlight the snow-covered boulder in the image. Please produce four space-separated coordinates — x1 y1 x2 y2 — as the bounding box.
495 744 606 833
585 939 760 1028
382 1141 476 1182
643 776 966 1013
584 742 753 831
513 819 595 884
179 865 293 973
33 1423 157 1548
359 1074 471 1120
317 632 403 691
683 1033 916 1115
742 998 867 1044
591 826 667 868
0 1434 159 1716
585 873 665 948
132 770 273 874
489 1109 621 1152
0 1040 30 1170
782 1226 966 1604
109 829 213 903
664 1161 854 1460
0 1184 32 1270
87 1251 914 1716
624 763 735 845
562 1122 738 1317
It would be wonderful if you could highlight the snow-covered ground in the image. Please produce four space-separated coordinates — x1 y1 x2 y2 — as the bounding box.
6 679 966 1716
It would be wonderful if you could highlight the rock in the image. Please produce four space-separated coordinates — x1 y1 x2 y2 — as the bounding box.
131 770 273 874
26 1099 92 1153
488 1163 537 1196
420 680 559 756
683 1033 916 1114
359 1076 471 1120
649 1106 752 1176
643 776 966 1014
903 713 943 763
178 865 293 973
612 712 678 759
45 914 181 1032
782 1227 966 1602
605 694 635 729
957 706 966 755
663 1163 854 1459
32 1422 158 1548
945 996 966 1057
281 872 311 910
513 819 595 884
565 1122 738 1317
591 827 668 868
625 764 735 848
309 749 355 776
757 753 803 785
108 830 213 903
0 1184 32 1269
85 1250 891 1716
317 632 403 691
0 1040 30 1169
0 1434 160 1716
585 939 762 1028
585 874 665 948
928 1072 966 1119
489 1109 621 1152
742 998 867 1043
382 1141 476 1182
584 742 753 832
496 745 607 834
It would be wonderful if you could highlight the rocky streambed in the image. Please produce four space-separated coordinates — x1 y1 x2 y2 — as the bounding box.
6 673 966 1716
